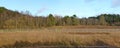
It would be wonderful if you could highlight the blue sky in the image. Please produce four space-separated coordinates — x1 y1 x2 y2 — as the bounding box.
0 0 120 18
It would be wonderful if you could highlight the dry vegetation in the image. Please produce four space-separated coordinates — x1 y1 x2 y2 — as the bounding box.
0 26 120 48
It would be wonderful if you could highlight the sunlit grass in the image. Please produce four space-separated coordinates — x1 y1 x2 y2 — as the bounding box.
0 26 120 48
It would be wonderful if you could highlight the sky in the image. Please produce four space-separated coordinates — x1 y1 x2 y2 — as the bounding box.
0 0 120 18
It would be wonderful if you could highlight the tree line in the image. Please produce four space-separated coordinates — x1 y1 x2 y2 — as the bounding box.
0 7 120 29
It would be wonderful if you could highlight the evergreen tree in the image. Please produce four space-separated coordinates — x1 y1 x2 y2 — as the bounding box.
63 16 72 25
71 15 79 25
47 14 56 26
99 15 107 25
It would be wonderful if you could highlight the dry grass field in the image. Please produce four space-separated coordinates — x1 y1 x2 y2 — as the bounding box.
0 26 120 48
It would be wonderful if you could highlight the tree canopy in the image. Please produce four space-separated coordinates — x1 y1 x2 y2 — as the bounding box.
0 7 120 29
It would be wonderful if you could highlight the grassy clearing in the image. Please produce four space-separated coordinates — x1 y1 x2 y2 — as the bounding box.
0 26 120 48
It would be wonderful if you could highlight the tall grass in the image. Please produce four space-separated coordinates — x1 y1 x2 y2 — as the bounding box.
0 26 120 48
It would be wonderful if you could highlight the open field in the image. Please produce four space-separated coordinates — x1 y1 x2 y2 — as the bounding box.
0 26 120 48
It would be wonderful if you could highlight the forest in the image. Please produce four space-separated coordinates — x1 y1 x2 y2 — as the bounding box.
0 7 120 29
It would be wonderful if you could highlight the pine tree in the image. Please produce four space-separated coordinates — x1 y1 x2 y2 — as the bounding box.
71 14 79 25
47 14 56 26
99 15 107 25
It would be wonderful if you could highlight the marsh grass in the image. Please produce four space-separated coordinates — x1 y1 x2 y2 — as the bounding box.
0 26 120 48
